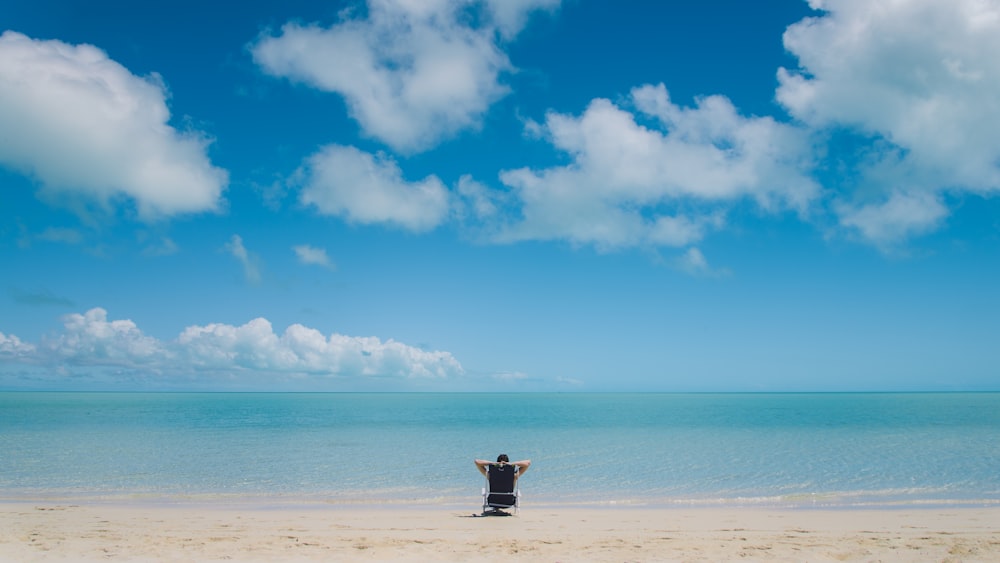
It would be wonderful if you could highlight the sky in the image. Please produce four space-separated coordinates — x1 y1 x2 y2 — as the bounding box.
1 0 999 392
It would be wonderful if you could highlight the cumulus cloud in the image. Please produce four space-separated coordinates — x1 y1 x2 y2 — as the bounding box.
0 31 227 219
293 244 334 269
252 0 558 152
494 84 819 250
40 308 165 367
777 0 1000 244
0 308 464 382
178 318 461 378
455 174 503 220
836 190 949 246
298 144 450 231
0 332 36 359
224 234 262 284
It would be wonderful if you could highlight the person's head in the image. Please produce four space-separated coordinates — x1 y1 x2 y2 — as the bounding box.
496 454 509 464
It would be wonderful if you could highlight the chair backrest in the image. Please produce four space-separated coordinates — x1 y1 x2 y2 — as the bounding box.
487 463 517 494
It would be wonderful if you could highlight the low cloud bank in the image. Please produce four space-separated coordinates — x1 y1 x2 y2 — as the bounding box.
0 309 463 386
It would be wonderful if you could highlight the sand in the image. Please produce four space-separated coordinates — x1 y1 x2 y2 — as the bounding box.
2 501 999 562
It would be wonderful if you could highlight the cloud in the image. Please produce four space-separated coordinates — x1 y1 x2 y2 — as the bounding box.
293 244 334 269
252 0 558 152
455 174 504 221
489 370 529 382
494 84 819 250
836 190 949 246
673 247 728 277
36 227 84 245
298 144 450 232
46 308 166 366
677 247 709 275
177 318 461 378
224 234 262 284
141 236 180 257
554 375 583 386
777 0 1000 243
451 173 518 241
0 332 36 359
0 31 228 219
483 0 561 39
0 308 464 382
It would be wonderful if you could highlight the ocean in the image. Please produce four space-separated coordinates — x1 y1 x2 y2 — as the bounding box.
1 392 998 508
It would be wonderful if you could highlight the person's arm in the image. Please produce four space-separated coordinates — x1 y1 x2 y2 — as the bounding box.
512 459 531 476
474 459 493 477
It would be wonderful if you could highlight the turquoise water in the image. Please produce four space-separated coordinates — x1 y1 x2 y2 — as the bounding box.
1 392 999 507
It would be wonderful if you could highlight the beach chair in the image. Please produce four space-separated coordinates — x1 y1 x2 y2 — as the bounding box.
482 463 520 515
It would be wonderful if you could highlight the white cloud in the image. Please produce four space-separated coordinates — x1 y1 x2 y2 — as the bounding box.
494 84 819 249
0 332 36 359
777 0 1000 242
837 190 949 246
678 247 709 274
484 0 561 39
177 318 462 377
175 315 463 379
0 308 464 382
0 31 227 219
298 144 450 232
673 247 728 277
293 244 334 269
224 234 262 284
46 308 165 367
252 0 558 152
554 375 583 386
490 370 529 382
455 174 503 221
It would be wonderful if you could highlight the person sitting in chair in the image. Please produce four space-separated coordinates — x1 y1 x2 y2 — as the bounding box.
475 454 531 514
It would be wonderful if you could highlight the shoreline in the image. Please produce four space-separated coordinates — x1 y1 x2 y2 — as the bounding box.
3 501 999 561
4 492 1000 511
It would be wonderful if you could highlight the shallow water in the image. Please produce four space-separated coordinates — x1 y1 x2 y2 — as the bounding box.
2 392 998 507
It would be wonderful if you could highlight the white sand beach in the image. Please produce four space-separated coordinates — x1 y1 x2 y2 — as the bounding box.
2 502 998 562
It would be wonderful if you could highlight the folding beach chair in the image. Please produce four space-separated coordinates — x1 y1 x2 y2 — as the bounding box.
482 463 520 515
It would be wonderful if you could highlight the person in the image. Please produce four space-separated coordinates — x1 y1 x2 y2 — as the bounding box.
475 454 531 480
476 454 531 514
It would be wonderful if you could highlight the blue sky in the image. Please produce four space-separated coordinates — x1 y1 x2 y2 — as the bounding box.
2 0 999 391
